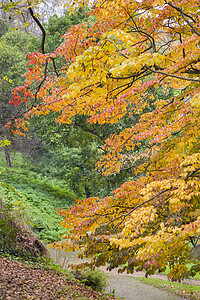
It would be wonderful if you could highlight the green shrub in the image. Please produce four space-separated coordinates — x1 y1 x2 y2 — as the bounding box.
73 268 108 292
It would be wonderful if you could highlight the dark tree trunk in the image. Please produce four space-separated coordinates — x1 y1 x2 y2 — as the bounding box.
85 185 91 198
4 146 11 167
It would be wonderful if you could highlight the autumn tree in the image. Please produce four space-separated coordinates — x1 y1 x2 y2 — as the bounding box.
7 0 200 281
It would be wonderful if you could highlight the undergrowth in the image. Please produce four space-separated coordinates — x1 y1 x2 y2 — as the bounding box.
73 269 108 292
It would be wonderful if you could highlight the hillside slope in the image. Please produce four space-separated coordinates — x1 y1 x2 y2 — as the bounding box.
0 256 117 300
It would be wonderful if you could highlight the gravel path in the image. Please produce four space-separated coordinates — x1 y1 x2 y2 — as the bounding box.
49 248 184 300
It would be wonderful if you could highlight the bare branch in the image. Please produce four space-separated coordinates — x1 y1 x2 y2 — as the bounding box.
28 6 46 54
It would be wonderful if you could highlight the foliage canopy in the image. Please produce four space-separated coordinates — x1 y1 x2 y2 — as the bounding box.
6 0 200 281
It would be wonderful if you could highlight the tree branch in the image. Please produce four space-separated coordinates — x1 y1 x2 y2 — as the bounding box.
145 66 200 82
167 1 200 37
51 57 59 77
103 188 171 232
28 7 46 54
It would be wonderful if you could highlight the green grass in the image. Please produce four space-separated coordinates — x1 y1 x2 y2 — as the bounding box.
138 277 200 299
0 160 76 204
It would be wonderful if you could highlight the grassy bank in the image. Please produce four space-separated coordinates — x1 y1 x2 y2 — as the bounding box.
0 151 75 242
139 277 200 299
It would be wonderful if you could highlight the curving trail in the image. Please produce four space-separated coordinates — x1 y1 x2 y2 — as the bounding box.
49 248 184 300
106 274 182 300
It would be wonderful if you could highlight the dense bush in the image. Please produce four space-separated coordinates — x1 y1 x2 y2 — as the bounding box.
73 268 108 292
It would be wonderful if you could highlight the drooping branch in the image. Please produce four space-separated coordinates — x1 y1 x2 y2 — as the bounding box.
104 188 172 233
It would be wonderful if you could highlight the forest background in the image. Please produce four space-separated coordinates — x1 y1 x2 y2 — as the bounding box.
0 0 200 284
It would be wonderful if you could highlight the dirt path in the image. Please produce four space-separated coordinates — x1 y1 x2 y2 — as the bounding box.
49 248 184 300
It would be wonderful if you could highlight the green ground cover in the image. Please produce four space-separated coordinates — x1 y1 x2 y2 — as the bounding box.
0 151 74 242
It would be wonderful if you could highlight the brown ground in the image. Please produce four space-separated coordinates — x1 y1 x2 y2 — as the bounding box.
0 257 117 300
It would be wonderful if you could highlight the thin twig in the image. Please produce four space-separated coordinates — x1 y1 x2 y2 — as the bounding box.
104 188 171 231
51 57 59 77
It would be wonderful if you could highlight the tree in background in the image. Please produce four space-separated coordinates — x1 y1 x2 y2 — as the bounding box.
0 22 29 165
0 1 111 245
0 2 96 171
6 0 200 281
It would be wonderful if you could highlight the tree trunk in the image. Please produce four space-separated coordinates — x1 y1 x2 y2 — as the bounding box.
4 146 11 167
85 184 91 198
